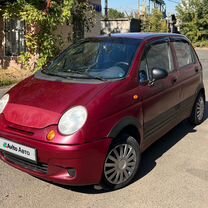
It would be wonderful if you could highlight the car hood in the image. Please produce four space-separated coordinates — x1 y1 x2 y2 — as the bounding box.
3 76 108 128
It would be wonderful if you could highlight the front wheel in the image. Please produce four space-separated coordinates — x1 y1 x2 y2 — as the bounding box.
102 134 140 190
189 93 206 125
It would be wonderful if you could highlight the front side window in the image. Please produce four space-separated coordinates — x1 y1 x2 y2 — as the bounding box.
173 41 195 68
43 38 141 80
139 41 174 82
5 19 26 56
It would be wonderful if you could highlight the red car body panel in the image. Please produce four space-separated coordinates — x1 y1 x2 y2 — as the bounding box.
4 103 61 128
7 76 109 115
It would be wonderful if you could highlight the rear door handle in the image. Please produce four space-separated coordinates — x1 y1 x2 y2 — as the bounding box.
171 77 177 84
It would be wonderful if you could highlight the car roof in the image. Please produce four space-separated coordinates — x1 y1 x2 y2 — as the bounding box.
97 33 188 41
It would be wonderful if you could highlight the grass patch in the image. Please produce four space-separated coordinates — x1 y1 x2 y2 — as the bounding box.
0 80 16 87
193 41 208 48
0 68 34 87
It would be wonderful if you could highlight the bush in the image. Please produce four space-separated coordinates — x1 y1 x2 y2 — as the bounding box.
3 0 95 71
143 9 168 33
193 41 208 48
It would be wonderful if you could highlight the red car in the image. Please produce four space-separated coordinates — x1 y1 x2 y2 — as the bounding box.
0 33 206 190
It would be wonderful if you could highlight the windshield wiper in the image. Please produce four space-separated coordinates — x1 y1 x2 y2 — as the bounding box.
62 69 107 81
86 74 106 81
42 70 106 81
75 71 106 81
42 70 73 80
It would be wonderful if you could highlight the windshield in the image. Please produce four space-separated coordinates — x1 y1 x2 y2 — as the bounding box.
42 38 141 80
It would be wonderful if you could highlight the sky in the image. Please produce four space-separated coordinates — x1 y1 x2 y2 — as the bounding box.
101 0 181 16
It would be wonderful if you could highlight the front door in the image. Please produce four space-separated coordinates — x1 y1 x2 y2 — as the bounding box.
138 38 181 149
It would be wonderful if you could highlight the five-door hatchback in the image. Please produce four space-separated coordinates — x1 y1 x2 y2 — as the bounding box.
0 33 206 190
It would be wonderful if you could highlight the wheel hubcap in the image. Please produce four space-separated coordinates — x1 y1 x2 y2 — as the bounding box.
196 96 205 121
118 159 127 170
104 143 137 185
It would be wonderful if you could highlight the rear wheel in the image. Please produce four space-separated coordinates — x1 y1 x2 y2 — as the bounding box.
189 93 205 125
102 133 140 190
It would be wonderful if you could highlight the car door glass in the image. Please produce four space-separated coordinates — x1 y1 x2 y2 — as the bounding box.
173 41 194 68
139 55 149 82
139 41 174 83
146 42 174 73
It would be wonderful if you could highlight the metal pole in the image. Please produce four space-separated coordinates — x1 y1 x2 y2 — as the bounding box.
105 0 108 18
138 0 140 17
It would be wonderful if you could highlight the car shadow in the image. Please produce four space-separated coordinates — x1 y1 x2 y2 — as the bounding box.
136 100 208 182
205 101 208 120
45 101 208 194
135 101 208 183
136 121 196 181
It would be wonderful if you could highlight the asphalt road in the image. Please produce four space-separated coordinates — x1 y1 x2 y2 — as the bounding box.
0 49 208 208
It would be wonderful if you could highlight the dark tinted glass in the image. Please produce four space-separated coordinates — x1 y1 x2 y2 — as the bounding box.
146 42 174 73
139 41 174 82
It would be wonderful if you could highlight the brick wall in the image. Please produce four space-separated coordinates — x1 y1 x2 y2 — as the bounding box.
53 23 73 50
85 0 102 38
101 18 131 34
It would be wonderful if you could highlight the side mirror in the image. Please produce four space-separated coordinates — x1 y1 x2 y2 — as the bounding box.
152 68 168 81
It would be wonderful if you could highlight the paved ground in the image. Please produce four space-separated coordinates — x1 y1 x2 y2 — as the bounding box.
0 49 208 208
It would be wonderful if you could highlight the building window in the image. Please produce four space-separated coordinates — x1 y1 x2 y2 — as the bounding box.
4 19 26 56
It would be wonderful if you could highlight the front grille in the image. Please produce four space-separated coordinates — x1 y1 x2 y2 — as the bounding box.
7 126 34 136
2 151 48 174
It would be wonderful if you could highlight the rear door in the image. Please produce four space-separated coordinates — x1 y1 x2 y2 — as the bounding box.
138 38 181 149
171 38 202 118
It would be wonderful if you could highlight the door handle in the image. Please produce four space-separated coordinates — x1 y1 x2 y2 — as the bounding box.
171 77 177 84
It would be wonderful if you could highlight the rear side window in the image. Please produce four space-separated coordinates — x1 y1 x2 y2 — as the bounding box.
173 41 195 68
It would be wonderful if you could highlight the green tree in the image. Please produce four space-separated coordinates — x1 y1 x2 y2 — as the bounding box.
143 9 168 32
108 8 125 19
0 0 16 7
2 0 95 70
176 0 208 45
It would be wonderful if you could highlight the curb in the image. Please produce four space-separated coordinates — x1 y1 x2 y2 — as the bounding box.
195 48 208 51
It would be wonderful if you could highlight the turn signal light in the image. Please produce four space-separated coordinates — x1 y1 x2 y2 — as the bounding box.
133 95 139 100
47 130 56 141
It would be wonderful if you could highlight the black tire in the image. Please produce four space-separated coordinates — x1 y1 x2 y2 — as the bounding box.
102 133 140 190
189 93 205 125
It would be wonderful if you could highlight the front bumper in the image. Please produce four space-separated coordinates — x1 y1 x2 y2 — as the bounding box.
0 133 112 186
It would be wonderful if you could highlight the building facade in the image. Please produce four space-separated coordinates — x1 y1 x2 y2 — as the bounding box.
0 0 102 70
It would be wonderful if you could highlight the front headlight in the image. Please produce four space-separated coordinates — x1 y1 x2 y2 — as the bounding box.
58 106 88 135
0 94 9 114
